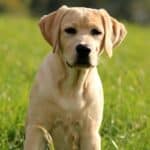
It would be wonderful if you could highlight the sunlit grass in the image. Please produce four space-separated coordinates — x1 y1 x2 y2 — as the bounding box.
0 15 149 150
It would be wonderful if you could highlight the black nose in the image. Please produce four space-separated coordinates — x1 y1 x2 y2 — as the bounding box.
76 44 91 56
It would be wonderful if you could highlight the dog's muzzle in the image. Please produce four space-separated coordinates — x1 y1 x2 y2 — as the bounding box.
66 44 94 68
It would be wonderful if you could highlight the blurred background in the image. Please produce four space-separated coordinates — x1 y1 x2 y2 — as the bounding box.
0 0 150 150
0 0 150 23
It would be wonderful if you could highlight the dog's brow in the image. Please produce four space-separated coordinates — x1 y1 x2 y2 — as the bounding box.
63 21 101 30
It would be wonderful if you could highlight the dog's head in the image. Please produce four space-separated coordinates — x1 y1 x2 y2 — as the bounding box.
39 5 127 68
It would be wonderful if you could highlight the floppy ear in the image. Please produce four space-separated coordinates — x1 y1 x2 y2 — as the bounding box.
39 5 69 53
99 9 127 57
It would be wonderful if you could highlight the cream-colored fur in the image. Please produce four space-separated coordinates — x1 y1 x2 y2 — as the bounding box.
24 5 127 150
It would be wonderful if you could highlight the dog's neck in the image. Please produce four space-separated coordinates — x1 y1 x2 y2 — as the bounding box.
64 67 90 93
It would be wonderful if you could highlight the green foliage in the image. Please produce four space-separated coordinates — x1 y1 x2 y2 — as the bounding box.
0 15 49 149
100 23 150 149
0 16 149 149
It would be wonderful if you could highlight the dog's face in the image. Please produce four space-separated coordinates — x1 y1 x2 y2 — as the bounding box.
60 8 104 68
39 6 127 68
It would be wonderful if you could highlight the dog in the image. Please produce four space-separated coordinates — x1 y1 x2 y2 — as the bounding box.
24 5 127 150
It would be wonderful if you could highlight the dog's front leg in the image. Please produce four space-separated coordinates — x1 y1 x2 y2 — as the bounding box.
80 130 101 150
24 125 46 150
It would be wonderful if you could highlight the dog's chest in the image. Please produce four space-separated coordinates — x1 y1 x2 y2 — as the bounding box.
51 113 82 150
57 91 87 112
49 92 86 149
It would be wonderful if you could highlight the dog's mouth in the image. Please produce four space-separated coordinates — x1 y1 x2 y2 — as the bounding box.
66 61 94 68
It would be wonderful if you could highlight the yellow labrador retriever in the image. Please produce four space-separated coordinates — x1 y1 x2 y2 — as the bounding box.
24 5 127 150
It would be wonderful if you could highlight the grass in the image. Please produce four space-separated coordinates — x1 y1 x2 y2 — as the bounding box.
0 15 149 150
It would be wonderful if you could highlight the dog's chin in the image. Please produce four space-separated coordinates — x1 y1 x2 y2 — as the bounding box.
66 61 74 68
66 61 95 69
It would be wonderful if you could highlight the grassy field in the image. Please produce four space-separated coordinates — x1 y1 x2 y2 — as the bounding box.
0 15 149 150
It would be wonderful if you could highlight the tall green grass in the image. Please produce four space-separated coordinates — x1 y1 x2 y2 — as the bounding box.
0 15 149 150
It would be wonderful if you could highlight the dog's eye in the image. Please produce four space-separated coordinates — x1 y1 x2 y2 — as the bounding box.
64 27 77 34
91 28 102 36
